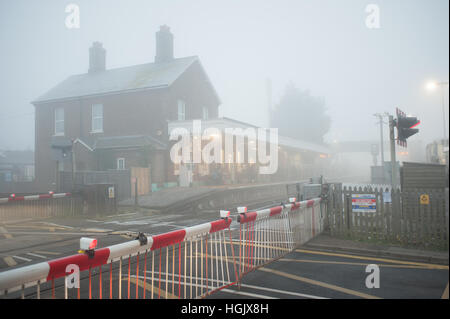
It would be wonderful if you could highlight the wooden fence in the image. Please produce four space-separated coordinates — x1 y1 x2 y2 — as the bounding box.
325 183 449 249
0 195 84 221
60 170 131 201
130 167 151 197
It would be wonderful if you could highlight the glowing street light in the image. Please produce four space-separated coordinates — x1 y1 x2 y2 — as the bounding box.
426 81 438 91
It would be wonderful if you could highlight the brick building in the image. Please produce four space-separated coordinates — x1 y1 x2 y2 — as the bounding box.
32 25 330 195
32 26 220 192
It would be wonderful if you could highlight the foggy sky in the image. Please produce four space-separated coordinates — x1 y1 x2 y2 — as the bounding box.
0 0 448 151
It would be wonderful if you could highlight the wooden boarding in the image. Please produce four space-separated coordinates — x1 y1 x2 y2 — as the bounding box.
325 183 448 249
131 167 151 197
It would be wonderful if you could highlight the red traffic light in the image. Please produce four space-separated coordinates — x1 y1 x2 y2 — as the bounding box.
395 108 420 147
409 120 420 128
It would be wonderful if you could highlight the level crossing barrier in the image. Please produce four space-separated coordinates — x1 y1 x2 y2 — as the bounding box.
0 197 324 299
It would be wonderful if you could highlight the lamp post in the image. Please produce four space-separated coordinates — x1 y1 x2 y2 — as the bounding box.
426 81 449 140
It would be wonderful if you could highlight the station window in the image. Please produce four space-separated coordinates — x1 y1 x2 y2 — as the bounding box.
117 158 125 170
54 107 64 135
92 104 103 132
178 100 186 120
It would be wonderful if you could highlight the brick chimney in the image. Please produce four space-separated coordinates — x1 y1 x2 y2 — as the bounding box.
155 25 174 63
89 42 106 73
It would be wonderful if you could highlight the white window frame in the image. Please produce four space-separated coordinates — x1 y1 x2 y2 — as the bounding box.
24 165 35 180
202 107 209 120
177 100 186 121
54 107 64 136
117 158 125 170
91 104 103 133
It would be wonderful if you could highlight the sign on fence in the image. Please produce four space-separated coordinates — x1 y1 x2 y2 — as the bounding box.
420 194 429 205
352 194 376 213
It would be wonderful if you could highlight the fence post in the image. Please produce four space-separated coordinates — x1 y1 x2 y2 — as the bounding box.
345 194 351 237
446 188 449 248
392 188 401 242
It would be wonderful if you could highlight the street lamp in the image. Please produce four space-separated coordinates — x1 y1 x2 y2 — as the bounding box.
426 81 449 140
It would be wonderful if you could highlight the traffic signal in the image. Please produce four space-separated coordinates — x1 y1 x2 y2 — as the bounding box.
396 108 420 147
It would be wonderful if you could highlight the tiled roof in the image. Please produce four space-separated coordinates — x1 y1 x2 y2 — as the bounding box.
33 56 199 104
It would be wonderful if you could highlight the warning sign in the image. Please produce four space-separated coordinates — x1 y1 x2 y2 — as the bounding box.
420 194 429 205
352 194 376 213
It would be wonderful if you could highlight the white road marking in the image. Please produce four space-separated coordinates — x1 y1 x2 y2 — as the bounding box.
26 252 48 259
34 251 61 256
130 274 277 299
239 283 328 299
80 228 112 233
104 219 177 226
104 220 148 226
37 222 74 229
133 272 326 299
3 231 110 236
12 255 32 262
220 289 278 299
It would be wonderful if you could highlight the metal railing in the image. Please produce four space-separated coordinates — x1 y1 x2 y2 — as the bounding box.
0 197 324 299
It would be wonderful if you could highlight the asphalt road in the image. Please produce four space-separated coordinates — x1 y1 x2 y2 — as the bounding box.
209 248 448 299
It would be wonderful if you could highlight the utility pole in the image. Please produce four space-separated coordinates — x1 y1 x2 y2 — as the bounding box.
379 120 384 166
374 112 389 183
389 115 397 188
378 116 385 165
374 113 388 166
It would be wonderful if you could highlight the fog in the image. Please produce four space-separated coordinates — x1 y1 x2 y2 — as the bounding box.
0 0 448 152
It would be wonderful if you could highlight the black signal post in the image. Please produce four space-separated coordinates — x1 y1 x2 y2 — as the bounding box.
389 108 420 188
